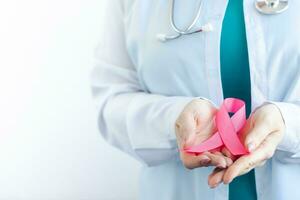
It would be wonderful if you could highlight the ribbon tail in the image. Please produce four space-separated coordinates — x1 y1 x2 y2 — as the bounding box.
184 132 223 153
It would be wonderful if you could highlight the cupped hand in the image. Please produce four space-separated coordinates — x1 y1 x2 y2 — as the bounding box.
208 103 285 187
175 99 233 169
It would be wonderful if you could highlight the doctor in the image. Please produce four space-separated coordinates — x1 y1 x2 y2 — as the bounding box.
91 0 300 199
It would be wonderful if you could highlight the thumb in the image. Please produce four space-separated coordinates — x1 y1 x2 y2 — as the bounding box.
244 119 272 152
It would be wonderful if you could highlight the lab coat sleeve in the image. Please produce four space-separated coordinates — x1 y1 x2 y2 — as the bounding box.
268 101 300 163
90 0 196 166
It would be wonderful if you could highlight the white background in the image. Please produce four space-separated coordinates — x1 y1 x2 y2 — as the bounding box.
0 0 141 199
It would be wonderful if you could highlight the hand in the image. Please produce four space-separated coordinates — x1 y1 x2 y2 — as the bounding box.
207 103 285 187
175 99 233 169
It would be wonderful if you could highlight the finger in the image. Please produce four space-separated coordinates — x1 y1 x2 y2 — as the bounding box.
180 147 231 169
208 168 226 188
205 152 227 168
244 118 272 152
223 131 281 184
221 147 236 161
180 152 211 169
213 151 233 167
197 153 213 167
257 160 266 167
223 155 256 184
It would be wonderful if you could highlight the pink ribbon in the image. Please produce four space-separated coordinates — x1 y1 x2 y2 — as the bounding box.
184 98 249 156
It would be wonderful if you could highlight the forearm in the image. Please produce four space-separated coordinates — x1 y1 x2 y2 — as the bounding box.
90 60 196 166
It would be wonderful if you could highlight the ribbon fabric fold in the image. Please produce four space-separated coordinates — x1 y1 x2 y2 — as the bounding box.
184 98 249 156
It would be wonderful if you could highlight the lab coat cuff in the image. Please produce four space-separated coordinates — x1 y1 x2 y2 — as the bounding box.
198 97 218 107
265 101 300 153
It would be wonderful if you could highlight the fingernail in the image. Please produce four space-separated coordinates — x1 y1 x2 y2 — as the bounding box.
217 163 226 169
248 142 256 152
200 158 211 165
209 183 219 188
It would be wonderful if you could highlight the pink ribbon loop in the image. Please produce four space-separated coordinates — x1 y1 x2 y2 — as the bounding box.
184 98 249 156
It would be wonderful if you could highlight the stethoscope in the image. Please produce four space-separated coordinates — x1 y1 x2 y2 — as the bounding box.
157 0 289 42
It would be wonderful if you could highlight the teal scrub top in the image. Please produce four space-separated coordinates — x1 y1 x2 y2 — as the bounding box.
220 0 257 199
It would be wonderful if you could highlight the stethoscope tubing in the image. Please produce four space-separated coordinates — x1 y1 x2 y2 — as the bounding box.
158 0 289 42
169 0 203 35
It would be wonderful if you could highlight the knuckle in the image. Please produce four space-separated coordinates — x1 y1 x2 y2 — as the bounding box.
175 121 181 132
175 118 184 130
244 163 253 172
243 157 256 170
175 122 182 136
248 160 256 168
175 119 189 132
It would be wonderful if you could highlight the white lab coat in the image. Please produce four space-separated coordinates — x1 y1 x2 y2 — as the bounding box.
90 0 300 199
